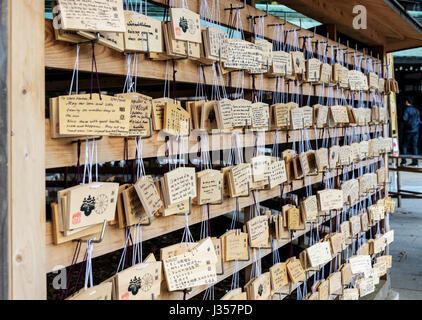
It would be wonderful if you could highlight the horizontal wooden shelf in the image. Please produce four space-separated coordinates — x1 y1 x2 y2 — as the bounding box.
45 156 383 272
45 120 383 169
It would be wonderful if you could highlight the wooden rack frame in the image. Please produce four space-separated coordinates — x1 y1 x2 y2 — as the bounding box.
4 0 392 299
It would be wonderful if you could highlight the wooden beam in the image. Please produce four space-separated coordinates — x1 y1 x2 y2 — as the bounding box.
0 0 8 300
45 120 381 169
9 0 46 299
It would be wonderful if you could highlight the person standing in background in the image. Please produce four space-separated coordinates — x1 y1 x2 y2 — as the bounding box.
401 96 421 166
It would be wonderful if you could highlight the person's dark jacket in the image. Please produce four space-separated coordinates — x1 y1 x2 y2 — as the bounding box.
403 104 421 133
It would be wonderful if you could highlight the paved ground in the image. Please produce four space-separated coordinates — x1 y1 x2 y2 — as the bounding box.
389 171 422 300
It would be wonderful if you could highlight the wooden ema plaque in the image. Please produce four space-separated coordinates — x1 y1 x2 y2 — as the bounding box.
115 92 152 137
123 11 162 53
65 182 119 230
66 282 113 300
163 102 190 136
57 0 126 33
169 8 201 43
286 257 306 283
246 215 270 248
163 238 217 292
222 229 249 261
115 261 162 300
249 272 271 300
58 94 131 136
134 176 163 217
270 262 289 293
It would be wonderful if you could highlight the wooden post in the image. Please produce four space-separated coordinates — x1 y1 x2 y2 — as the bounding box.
0 0 9 300
8 0 46 299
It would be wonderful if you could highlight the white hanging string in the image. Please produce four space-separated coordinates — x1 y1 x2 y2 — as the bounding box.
69 44 80 95
84 239 94 290
116 227 132 273
82 138 98 185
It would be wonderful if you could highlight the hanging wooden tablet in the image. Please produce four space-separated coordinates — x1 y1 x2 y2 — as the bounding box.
357 278 375 297
349 215 362 236
341 288 359 300
162 101 190 136
282 149 296 182
163 238 217 291
163 167 196 206
58 94 131 136
160 242 196 260
286 258 306 283
250 272 271 300
320 63 332 84
115 92 152 137
273 103 290 129
251 156 271 183
270 51 292 76
203 27 228 62
122 185 150 226
292 156 303 180
232 99 252 127
134 176 162 217
66 182 119 230
290 107 304 130
306 58 321 82
348 70 362 91
123 11 162 53
317 189 343 212
306 241 332 267
270 262 289 294
329 145 340 169
196 170 223 205
229 163 252 197
77 30 125 52
329 233 344 255
339 145 352 166
251 103 270 131
332 63 343 84
301 195 318 223
214 98 234 130
268 160 287 189
151 98 180 131
57 0 126 33
246 216 270 248
169 8 201 43
255 39 273 73
287 207 302 230
211 237 224 275
200 100 218 131
376 255 392 269
221 288 247 300
317 279 329 300
340 66 349 88
224 39 261 71
66 282 113 300
223 230 249 261
349 255 372 275
115 262 162 300
330 105 349 126
315 148 329 172
291 51 305 78
51 1 89 43
314 104 329 128
328 271 343 295
341 263 354 285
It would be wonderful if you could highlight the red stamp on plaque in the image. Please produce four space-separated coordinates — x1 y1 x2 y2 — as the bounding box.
72 212 81 225
175 27 182 36
121 292 130 300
